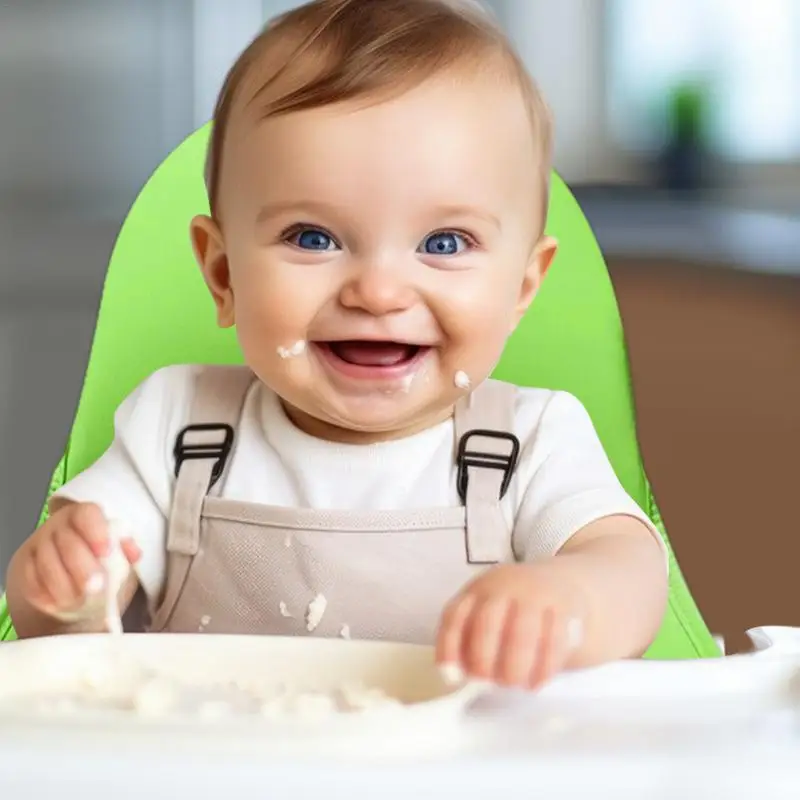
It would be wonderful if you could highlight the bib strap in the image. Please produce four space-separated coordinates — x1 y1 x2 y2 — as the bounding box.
454 379 519 563
153 365 255 631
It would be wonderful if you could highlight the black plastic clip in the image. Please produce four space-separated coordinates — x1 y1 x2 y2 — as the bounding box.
173 423 234 490
456 429 520 502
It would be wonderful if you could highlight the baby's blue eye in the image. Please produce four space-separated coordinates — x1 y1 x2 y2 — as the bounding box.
419 231 468 256
289 228 337 251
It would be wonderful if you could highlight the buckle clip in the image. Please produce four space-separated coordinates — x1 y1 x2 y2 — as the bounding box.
456 429 520 502
173 423 234 489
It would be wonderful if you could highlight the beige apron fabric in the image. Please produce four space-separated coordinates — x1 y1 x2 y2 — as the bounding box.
149 366 519 645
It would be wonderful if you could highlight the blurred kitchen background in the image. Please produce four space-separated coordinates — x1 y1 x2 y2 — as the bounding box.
0 0 798 650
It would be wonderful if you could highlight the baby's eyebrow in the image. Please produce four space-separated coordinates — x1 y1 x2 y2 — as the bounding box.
431 204 502 231
254 200 502 232
255 200 338 225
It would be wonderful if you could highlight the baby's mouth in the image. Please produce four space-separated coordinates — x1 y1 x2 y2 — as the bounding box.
318 341 424 367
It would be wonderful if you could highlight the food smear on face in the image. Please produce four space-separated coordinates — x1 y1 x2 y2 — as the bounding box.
399 373 415 393
453 370 471 390
277 340 307 359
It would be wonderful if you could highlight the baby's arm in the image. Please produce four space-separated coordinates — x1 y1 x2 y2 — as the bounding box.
6 502 141 638
5 366 187 638
542 513 668 665
437 519 666 688
438 390 669 687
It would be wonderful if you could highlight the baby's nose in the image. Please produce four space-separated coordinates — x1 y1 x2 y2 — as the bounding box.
339 266 418 315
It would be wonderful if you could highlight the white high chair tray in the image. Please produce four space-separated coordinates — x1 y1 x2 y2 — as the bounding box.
0 626 799 800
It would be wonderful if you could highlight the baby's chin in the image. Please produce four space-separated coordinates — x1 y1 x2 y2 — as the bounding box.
284 391 456 444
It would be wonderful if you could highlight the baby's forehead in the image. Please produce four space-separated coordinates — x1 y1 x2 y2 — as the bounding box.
220 77 542 222
224 68 540 172
217 102 543 249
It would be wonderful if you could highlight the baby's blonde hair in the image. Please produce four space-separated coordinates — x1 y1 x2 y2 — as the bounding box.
206 0 553 228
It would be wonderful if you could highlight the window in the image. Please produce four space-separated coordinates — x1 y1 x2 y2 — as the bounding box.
607 0 800 162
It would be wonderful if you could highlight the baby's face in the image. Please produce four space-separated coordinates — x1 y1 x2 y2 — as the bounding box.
194 71 555 442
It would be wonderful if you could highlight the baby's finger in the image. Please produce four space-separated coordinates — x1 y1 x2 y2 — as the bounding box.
65 503 109 557
120 538 142 565
24 551 56 612
33 539 83 610
436 593 475 667
462 597 510 680
528 607 570 689
495 601 541 688
53 527 103 596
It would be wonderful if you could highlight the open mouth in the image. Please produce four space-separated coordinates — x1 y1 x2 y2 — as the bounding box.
313 340 429 378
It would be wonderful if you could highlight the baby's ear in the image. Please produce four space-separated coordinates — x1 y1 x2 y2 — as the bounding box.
190 215 235 328
514 236 558 321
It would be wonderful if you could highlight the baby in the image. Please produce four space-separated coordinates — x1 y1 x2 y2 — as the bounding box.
5 0 668 690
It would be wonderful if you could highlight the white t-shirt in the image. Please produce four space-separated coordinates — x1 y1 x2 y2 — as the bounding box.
53 365 664 603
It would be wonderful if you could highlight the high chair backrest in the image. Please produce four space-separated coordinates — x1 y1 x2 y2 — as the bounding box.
0 125 719 657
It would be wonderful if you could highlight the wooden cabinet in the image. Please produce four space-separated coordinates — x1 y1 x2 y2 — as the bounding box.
609 259 800 653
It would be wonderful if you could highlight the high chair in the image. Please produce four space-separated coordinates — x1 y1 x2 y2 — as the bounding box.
0 124 720 658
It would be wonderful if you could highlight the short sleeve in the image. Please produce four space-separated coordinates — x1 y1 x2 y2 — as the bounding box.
50 365 200 602
512 391 666 566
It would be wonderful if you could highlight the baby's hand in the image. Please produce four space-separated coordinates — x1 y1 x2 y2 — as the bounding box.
21 503 140 620
436 563 586 690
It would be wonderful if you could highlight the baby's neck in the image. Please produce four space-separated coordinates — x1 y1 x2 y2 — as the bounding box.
280 401 456 444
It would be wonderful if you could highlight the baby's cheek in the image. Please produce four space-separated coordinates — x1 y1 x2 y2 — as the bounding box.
445 304 514 382
239 328 317 401
234 306 303 383
236 278 311 339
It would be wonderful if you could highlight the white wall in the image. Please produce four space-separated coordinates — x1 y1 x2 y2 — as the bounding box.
193 0 313 129
193 0 264 129
500 0 633 184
